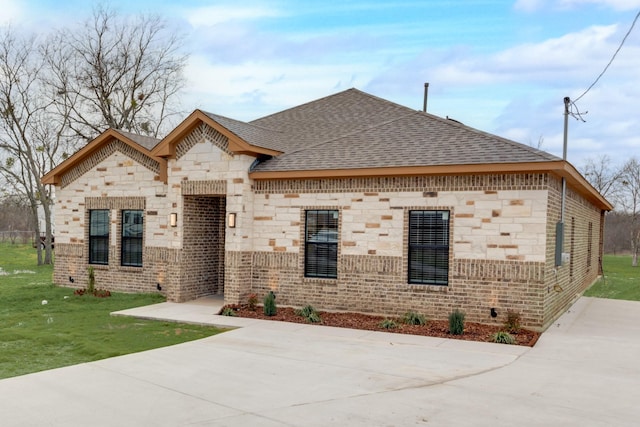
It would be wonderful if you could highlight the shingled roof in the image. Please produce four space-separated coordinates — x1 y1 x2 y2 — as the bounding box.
208 89 608 210
203 88 560 172
42 88 610 210
202 112 287 152
114 129 160 151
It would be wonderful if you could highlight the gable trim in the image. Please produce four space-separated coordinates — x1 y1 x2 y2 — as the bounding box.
151 110 282 158
42 129 166 185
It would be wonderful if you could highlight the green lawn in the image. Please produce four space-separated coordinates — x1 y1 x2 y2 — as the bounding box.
0 243 224 379
584 254 640 301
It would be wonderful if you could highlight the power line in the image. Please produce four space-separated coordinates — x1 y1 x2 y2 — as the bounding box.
574 9 640 103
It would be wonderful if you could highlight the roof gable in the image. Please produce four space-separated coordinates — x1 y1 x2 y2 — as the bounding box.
151 110 281 158
42 129 166 186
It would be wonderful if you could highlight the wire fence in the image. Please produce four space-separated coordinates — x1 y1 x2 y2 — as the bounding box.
0 231 37 245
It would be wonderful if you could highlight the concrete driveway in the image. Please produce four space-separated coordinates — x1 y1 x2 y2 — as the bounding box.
1 296 639 426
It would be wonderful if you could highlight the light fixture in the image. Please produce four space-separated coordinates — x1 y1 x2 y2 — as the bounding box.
69 276 74 283
169 213 177 227
228 212 236 228
490 308 498 318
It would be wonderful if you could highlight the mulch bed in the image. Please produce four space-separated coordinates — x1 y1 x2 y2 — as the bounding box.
221 305 540 347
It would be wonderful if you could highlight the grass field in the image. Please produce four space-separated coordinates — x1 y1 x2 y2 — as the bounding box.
584 254 640 301
0 243 224 379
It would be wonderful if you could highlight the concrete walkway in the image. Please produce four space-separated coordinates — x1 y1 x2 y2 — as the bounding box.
1 296 640 426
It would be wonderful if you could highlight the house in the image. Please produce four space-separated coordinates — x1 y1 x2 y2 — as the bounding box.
42 89 611 329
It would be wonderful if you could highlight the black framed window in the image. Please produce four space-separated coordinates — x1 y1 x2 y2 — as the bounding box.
89 210 109 265
305 210 338 278
121 210 143 267
408 210 450 285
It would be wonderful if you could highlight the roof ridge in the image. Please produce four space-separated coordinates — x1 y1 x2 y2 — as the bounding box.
113 128 160 140
112 128 161 151
272 110 420 158
204 111 284 134
419 111 559 161
249 88 361 123
348 88 420 113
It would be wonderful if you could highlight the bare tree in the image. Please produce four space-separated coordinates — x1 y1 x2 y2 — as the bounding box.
0 8 187 266
0 193 34 244
617 157 640 266
604 211 631 255
581 155 623 202
43 6 187 141
0 28 66 264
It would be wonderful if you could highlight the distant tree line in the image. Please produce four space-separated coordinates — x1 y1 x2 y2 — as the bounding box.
604 211 634 255
582 156 640 265
0 194 34 243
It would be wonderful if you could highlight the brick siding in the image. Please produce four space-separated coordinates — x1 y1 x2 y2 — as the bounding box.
50 119 605 330
179 196 226 301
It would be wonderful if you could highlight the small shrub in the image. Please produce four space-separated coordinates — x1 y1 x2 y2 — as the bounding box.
73 287 111 297
87 266 95 294
247 293 259 311
306 312 322 323
403 311 426 325
448 309 465 335
504 310 521 333
295 304 322 323
221 307 237 317
296 304 314 318
491 331 516 345
379 319 397 329
263 291 277 316
93 289 111 298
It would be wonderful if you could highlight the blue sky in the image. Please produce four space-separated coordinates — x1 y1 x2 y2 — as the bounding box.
2 0 640 168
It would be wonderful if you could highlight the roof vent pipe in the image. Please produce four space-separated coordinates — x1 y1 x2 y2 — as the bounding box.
423 82 429 112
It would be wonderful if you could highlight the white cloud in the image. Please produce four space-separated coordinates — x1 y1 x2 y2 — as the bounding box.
0 0 23 25
427 24 628 86
560 0 640 11
184 5 283 28
513 0 546 12
183 56 375 120
172 2 640 168
514 0 640 11
494 80 640 167
367 22 640 166
368 20 639 112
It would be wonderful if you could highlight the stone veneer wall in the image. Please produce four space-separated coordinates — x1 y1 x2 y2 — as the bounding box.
59 140 160 189
242 173 575 329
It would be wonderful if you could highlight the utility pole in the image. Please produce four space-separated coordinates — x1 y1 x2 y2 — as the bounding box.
555 97 571 267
